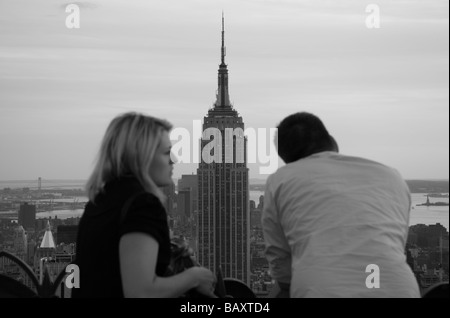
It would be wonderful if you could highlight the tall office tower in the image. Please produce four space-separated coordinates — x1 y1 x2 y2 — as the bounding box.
18 202 36 231
177 189 191 219
27 239 36 265
13 225 28 260
178 174 198 215
197 15 250 285
161 182 176 216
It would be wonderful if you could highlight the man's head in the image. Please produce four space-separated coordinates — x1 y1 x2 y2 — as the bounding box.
275 112 338 163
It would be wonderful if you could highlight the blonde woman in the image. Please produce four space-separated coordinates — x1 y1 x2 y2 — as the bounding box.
72 112 216 298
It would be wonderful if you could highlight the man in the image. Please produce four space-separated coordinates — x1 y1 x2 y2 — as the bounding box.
262 112 420 297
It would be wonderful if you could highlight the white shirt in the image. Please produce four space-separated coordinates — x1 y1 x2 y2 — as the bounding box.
262 151 420 297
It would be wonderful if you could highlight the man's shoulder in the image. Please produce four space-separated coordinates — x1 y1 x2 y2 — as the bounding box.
344 154 403 175
265 160 311 191
322 152 400 173
267 152 404 186
269 152 340 178
328 154 408 191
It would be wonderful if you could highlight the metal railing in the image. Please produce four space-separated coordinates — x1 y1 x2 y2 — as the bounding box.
0 251 69 298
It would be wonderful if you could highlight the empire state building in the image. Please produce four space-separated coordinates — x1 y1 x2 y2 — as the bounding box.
196 16 250 285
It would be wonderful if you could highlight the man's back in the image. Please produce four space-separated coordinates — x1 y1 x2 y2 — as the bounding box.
263 151 420 297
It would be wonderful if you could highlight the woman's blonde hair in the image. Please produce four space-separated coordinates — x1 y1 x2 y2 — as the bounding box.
86 112 172 203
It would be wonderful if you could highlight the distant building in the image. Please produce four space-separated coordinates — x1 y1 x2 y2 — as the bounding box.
57 225 78 245
410 223 448 248
178 174 198 215
36 221 56 258
40 221 55 245
35 218 48 233
27 239 36 265
407 231 418 245
257 195 264 210
35 221 57 283
43 243 77 298
13 225 28 260
250 208 262 229
407 224 449 290
18 202 36 231
161 182 176 216
177 189 191 219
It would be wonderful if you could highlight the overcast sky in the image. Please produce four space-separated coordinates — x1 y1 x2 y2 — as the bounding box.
0 0 448 182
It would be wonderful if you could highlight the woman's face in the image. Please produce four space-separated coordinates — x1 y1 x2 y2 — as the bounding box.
150 130 174 187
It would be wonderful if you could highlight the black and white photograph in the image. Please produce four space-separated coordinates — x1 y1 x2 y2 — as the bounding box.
0 0 448 303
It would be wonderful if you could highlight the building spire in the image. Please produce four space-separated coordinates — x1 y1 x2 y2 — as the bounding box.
40 220 56 249
221 11 226 65
215 12 231 108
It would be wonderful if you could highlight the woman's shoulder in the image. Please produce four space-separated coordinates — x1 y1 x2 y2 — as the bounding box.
121 191 168 230
131 190 160 203
88 177 153 210
131 191 164 210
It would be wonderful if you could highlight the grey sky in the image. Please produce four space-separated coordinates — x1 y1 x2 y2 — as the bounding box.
0 0 448 181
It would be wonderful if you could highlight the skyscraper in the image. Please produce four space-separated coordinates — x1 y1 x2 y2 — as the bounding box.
162 182 176 216
177 189 191 219
18 202 36 231
197 15 250 285
178 174 198 215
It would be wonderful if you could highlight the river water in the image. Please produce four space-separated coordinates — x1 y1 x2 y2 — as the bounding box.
33 192 449 231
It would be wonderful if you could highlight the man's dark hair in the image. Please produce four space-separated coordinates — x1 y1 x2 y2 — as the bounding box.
276 112 337 163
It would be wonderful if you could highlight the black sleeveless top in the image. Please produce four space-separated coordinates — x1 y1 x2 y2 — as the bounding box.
72 176 170 298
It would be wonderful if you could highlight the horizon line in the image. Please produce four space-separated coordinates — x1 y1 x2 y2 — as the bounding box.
0 178 449 182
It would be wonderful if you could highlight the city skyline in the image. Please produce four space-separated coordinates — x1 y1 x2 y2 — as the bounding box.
0 0 448 181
